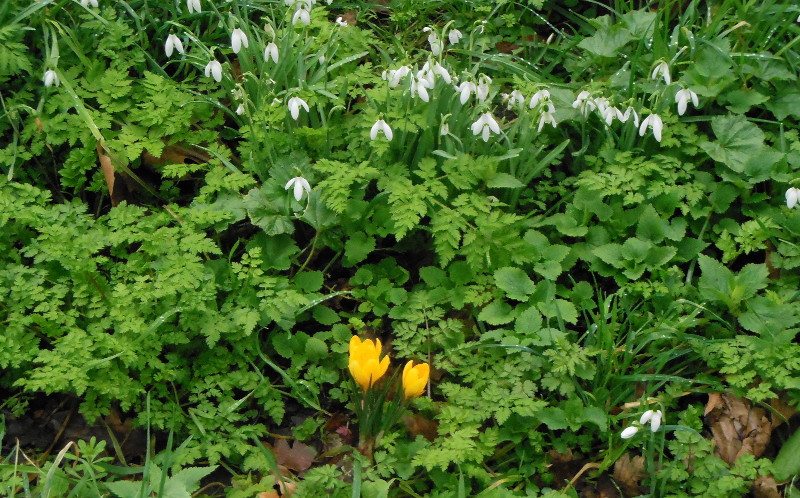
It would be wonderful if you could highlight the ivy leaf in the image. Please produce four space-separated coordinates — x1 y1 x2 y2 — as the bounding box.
494 267 536 301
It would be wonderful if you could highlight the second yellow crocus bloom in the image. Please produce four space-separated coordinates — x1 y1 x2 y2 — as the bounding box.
402 360 430 399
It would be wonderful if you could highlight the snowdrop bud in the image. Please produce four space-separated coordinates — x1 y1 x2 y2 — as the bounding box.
265 24 276 39
639 410 655 425
186 0 201 13
529 89 550 109
650 61 671 85
457 81 476 105
164 34 184 57
231 28 249 53
476 74 491 102
432 63 451 84
204 60 222 82
80 0 98 8
285 176 311 202
505 89 525 109
448 29 463 45
427 32 443 56
440 122 449 136
786 187 800 208
43 69 59 87
235 104 245 115
318 56 326 64
620 426 639 439
264 42 279 63
370 119 393 141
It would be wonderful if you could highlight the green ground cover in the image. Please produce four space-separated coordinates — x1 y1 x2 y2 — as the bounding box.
2 0 800 495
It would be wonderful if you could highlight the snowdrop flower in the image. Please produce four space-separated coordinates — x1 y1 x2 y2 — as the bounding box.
383 66 411 88
80 0 98 7
675 88 699 116
204 60 222 82
164 34 184 57
448 28 463 45
639 113 664 142
285 176 311 202
264 42 279 63
423 28 444 56
417 65 435 89
470 112 501 142
43 69 59 87
538 102 557 132
616 106 639 127
186 0 201 13
786 187 800 208
231 28 249 53
430 62 451 84
503 89 525 109
370 119 393 141
640 409 663 432
287 96 309 120
601 105 618 125
572 90 596 116
235 104 245 115
335 16 348 27
455 81 477 104
292 6 311 26
651 61 671 85
620 426 639 439
476 74 492 102
409 74 432 102
529 89 550 109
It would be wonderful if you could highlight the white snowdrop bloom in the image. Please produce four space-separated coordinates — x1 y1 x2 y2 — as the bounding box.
650 410 663 432
287 96 309 120
409 74 432 102
164 34 184 57
593 97 610 116
440 122 450 136
370 119 393 141
639 113 664 142
786 187 800 208
285 176 311 202
504 89 525 109
264 42 279 63
470 112 501 142
335 16 348 27
572 90 596 115
476 74 492 102
426 31 444 56
204 60 222 82
448 28 463 45
651 61 671 85
431 62 451 84
235 104 245 115
418 65 435 89
231 28 249 53
292 6 311 26
538 102 557 132
80 0 98 8
456 81 477 104
601 105 618 125
43 69 59 87
186 0 201 13
383 66 410 88
620 426 639 439
675 88 699 116
529 89 550 109
616 106 639 127
318 55 326 64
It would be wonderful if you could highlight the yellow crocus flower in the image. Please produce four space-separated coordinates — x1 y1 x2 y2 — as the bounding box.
349 336 390 391
402 360 429 399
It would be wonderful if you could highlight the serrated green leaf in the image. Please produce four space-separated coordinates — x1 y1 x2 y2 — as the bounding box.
344 231 375 267
478 299 515 325
494 267 536 301
294 271 323 293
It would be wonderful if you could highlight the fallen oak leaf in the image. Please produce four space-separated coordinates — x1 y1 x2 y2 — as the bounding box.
273 438 316 473
613 453 645 497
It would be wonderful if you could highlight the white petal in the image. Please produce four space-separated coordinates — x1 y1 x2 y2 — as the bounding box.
620 426 639 439
787 188 799 208
639 410 654 425
486 114 500 134
211 62 222 82
285 178 296 190
370 121 380 140
652 116 663 142
538 114 546 133
690 90 699 107
482 125 490 142
639 116 649 137
165 36 174 57
650 410 662 432
293 180 304 201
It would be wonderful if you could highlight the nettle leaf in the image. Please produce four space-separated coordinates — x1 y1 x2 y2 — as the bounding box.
700 115 765 173
494 267 535 301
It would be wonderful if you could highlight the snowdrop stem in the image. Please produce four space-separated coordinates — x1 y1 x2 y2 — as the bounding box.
295 230 319 275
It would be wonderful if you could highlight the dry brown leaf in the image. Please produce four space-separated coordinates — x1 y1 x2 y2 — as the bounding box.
402 413 438 442
274 438 315 473
613 453 645 497
705 392 723 416
706 394 772 464
96 143 118 206
258 479 296 498
769 397 798 429
752 475 780 498
141 144 210 169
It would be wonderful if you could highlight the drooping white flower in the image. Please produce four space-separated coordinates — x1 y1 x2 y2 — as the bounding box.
675 88 699 116
440 122 449 136
164 34 184 57
601 105 618 125
80 0 98 8
231 28 249 53
651 61 671 85
476 74 492 102
424 28 444 56
639 409 663 432
409 74 432 102
455 81 477 104
204 60 222 82
538 102 557 132
620 426 639 439
639 113 664 142
264 42 279 63
43 69 59 87
504 89 525 109
186 0 201 13
787 187 800 208
448 28 463 45
292 6 311 26
431 62 451 84
417 64 435 89
335 16 348 27
470 112 501 142
383 66 411 88
285 176 311 202
616 106 639 127
235 104 245 115
529 89 550 109
572 90 596 116
370 119 393 141
287 96 309 120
